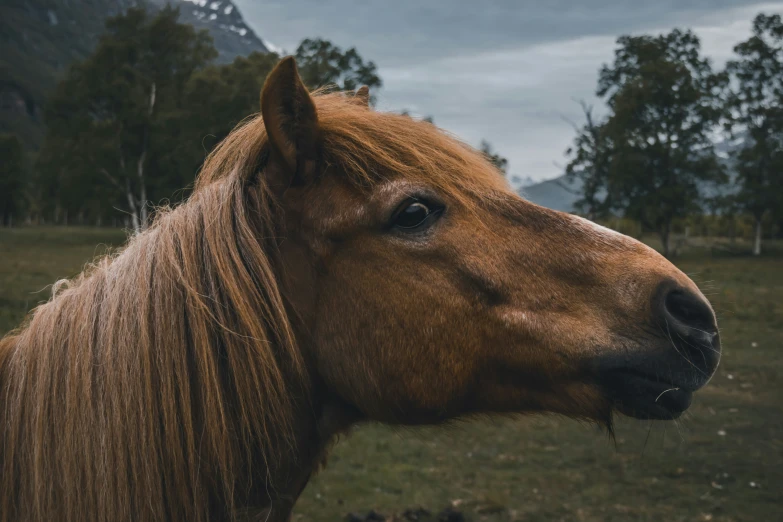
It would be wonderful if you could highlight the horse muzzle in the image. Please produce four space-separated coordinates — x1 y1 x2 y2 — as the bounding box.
596 281 721 420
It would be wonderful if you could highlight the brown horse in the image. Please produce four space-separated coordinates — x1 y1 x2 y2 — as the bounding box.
0 57 720 522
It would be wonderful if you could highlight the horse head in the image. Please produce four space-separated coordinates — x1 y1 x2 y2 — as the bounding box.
262 57 720 429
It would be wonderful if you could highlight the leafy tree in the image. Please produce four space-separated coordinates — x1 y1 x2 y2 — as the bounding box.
294 38 382 102
0 134 26 226
40 6 216 231
164 40 381 198
724 13 783 255
162 51 281 193
480 140 509 175
595 29 726 256
564 102 613 220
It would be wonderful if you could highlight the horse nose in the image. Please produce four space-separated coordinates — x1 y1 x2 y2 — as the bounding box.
656 283 721 375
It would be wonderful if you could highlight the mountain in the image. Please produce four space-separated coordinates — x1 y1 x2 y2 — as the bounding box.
157 1 268 62
518 174 582 213
0 0 269 148
507 174 536 190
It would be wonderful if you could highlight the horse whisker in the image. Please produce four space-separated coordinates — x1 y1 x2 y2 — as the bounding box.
655 387 680 403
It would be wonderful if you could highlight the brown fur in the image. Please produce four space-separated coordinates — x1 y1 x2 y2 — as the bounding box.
0 58 712 521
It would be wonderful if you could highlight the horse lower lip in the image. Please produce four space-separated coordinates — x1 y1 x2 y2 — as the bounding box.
603 369 694 420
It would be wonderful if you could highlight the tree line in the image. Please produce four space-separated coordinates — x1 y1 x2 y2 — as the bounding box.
0 6 382 230
565 13 783 256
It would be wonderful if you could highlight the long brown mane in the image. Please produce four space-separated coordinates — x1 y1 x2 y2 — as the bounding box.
0 92 503 522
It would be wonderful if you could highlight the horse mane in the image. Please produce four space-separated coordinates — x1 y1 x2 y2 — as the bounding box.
0 91 502 522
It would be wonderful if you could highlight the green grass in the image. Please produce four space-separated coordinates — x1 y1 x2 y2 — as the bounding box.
0 227 127 332
1 227 781 521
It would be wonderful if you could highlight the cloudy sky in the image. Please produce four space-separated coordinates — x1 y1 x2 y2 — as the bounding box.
234 0 782 186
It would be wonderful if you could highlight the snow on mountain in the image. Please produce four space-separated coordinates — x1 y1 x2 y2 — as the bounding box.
165 0 269 62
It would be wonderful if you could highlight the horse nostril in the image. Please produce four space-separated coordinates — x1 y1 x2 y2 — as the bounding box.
656 285 721 378
663 289 717 335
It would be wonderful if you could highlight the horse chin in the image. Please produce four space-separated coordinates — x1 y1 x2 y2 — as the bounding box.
599 365 697 420
606 369 694 420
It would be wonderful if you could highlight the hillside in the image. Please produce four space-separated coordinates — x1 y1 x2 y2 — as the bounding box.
518 174 582 213
0 0 268 148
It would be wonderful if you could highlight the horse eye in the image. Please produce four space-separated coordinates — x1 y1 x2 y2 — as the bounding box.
392 201 440 231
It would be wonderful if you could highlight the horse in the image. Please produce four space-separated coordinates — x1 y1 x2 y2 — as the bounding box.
0 57 721 522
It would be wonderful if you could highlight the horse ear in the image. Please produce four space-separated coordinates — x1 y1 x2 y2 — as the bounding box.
354 86 370 108
260 57 320 187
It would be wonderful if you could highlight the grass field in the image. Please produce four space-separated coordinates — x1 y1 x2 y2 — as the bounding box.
1 227 781 521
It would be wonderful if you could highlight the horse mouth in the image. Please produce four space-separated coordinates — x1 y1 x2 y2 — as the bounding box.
601 368 694 420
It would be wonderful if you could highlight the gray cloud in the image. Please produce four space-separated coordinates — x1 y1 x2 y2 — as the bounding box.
234 0 783 185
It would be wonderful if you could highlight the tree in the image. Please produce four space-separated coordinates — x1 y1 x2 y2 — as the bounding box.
161 51 281 194
595 29 726 256
164 41 382 199
40 6 216 231
170 45 385 193
564 102 613 220
0 134 26 226
725 13 783 255
480 140 509 175
294 38 382 102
